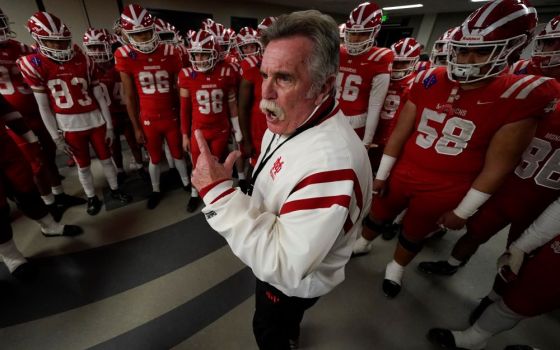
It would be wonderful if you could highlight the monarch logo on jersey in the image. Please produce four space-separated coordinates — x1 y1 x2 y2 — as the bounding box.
270 156 284 180
551 241 560 254
423 74 437 89
129 51 137 60
191 71 197 79
31 56 41 67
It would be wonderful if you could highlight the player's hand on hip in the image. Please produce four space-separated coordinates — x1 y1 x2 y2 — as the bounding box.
192 129 241 191
437 211 466 230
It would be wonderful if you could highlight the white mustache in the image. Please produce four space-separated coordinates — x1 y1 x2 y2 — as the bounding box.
260 99 285 121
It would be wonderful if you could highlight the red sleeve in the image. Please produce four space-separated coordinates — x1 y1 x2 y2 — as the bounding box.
114 47 130 74
16 55 45 89
376 49 395 75
177 68 189 89
507 78 560 123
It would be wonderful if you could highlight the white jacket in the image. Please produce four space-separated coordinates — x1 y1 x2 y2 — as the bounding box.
201 102 373 298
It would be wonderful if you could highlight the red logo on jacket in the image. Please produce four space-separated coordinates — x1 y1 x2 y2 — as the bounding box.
270 156 284 180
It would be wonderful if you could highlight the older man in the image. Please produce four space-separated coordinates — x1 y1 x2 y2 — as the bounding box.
191 10 372 350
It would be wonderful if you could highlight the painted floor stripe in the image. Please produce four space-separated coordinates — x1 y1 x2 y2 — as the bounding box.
0 213 226 327
0 246 246 350
90 268 255 350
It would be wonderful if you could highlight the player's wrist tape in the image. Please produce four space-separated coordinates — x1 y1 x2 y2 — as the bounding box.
453 188 491 219
375 155 396 181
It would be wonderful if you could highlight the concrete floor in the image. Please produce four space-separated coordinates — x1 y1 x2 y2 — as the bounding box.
1 152 559 350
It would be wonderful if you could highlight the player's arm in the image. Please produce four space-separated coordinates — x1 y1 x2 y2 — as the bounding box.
179 87 192 152
228 87 242 143
238 79 254 155
441 118 538 229
92 82 114 146
120 72 143 143
373 100 416 188
363 73 390 146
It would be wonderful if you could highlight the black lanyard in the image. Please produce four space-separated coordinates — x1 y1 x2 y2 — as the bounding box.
247 97 336 196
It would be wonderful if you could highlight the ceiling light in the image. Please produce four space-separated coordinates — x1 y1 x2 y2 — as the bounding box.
382 4 423 11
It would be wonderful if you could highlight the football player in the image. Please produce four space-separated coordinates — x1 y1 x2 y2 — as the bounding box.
418 15 560 277
338 2 393 147
83 28 145 184
0 7 85 221
0 95 82 280
116 4 190 209
237 26 267 169
18 12 132 216
429 27 459 67
352 0 560 298
428 196 560 350
371 37 421 170
179 29 241 212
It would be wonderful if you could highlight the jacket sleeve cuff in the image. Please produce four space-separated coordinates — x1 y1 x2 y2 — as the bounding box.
199 179 236 205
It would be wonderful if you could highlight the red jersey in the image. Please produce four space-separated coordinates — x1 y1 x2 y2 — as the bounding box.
510 59 543 76
114 43 181 120
17 50 105 131
97 64 126 114
240 55 267 143
337 45 393 122
240 55 264 116
374 74 415 146
177 62 236 133
402 66 560 177
0 39 37 117
513 106 560 197
414 60 431 73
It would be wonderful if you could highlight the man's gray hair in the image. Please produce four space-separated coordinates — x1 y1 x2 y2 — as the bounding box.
261 10 340 95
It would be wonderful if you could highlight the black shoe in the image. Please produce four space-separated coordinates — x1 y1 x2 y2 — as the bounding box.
117 171 127 185
382 223 401 240
432 228 448 239
111 189 132 203
238 179 249 194
87 196 103 216
55 193 87 208
147 191 162 209
427 328 460 349
418 260 460 276
42 224 83 237
47 203 64 222
504 346 536 350
183 183 192 192
382 279 401 298
469 297 494 325
186 196 201 213
11 262 37 282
